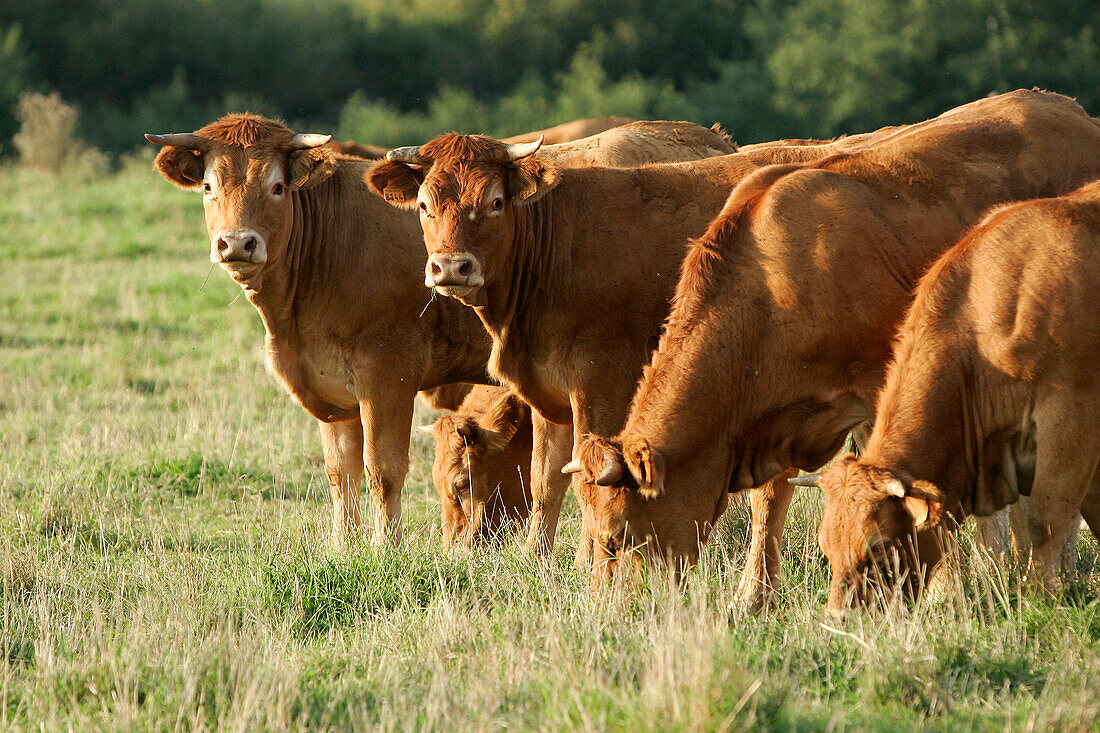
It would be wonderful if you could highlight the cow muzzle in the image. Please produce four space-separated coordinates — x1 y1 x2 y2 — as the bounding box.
212 230 267 274
425 253 484 298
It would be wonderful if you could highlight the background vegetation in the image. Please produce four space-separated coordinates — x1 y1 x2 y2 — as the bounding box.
3 0 1100 154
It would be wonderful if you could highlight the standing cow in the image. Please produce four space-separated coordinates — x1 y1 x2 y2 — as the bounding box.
367 128 892 564
145 115 732 546
570 90 1100 607
811 181 1100 609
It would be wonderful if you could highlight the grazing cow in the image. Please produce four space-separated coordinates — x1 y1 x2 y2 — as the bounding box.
809 181 1100 609
570 90 1100 606
146 115 734 547
419 385 533 545
367 128 886 559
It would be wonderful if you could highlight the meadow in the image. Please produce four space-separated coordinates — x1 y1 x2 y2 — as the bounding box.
0 159 1098 731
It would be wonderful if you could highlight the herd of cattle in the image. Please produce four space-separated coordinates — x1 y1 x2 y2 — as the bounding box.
146 89 1100 612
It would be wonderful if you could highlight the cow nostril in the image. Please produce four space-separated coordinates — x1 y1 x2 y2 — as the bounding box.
458 260 472 277
430 261 443 279
216 238 229 253
243 238 256 253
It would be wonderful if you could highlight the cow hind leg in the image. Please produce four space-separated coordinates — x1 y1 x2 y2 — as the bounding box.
1022 399 1100 595
735 469 797 613
319 418 365 548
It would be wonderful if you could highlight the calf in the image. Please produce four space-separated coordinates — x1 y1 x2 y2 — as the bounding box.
420 385 533 545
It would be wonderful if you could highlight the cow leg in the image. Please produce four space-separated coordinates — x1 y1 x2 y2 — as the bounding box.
1010 495 1080 578
1023 400 1100 594
736 468 797 613
524 413 574 557
319 418 365 547
359 383 417 547
1081 470 1100 541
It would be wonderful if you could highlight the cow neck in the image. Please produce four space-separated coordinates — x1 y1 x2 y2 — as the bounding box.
864 326 1024 517
244 181 359 421
475 192 558 361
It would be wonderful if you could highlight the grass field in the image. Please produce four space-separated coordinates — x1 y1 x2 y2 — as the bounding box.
1 160 1098 731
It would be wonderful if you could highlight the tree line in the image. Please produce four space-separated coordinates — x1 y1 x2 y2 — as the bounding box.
2 0 1099 156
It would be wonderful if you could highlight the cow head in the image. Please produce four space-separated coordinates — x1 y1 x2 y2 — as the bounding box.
367 134 559 305
567 434 728 584
419 392 530 545
146 114 336 291
801 455 946 611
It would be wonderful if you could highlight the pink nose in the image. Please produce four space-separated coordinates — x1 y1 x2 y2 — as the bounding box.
215 233 262 262
427 253 483 288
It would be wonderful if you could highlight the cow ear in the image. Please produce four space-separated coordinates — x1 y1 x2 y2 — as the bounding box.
153 146 205 189
289 146 337 189
367 161 423 209
903 479 944 529
622 436 666 499
507 155 559 205
453 419 478 445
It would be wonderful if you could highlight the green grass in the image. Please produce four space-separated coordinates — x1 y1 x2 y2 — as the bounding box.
1 161 1098 730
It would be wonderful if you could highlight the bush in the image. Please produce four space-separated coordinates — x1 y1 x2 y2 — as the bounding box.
13 92 107 175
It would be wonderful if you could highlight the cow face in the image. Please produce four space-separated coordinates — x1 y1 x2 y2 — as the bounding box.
147 115 337 291
571 435 728 584
814 456 945 611
420 401 530 546
367 134 559 306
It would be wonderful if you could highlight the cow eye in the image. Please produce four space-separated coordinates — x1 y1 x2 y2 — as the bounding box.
490 197 504 211
272 182 284 196
203 182 212 195
418 201 431 216
453 476 470 493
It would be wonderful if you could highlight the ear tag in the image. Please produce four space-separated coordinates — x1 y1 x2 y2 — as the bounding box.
383 187 405 202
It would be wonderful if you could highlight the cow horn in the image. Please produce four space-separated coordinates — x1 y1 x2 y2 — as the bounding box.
144 133 203 149
788 473 822 487
290 133 332 149
386 146 430 165
596 456 623 486
561 459 582 475
503 135 543 163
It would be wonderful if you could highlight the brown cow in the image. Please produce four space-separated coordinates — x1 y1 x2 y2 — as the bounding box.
810 181 1100 609
501 116 633 146
367 129 889 560
570 90 1100 607
145 115 734 547
329 117 635 162
328 140 389 160
419 385 533 545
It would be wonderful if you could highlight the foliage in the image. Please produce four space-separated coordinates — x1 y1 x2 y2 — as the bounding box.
12 92 106 175
3 0 1100 155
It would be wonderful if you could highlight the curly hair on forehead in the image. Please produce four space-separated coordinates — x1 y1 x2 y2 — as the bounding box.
420 133 512 163
196 113 295 149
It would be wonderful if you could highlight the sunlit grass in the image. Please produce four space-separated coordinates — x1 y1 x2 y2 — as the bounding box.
0 163 1097 730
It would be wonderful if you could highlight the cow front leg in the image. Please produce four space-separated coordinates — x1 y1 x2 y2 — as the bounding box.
360 383 417 547
319 418 365 547
736 469 797 613
524 413 574 557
